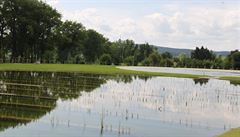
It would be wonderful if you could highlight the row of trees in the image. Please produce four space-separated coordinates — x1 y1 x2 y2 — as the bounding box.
179 48 240 70
0 0 239 69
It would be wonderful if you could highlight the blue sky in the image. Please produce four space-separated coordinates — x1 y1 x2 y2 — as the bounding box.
46 0 240 51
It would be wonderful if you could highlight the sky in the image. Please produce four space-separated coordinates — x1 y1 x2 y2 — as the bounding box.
45 0 240 51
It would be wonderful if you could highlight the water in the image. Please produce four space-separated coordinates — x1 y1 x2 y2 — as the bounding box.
118 66 240 77
0 71 239 137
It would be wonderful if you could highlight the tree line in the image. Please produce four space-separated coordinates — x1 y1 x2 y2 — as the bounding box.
0 0 239 69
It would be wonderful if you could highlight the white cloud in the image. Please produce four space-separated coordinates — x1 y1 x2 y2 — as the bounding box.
57 4 240 51
45 0 59 6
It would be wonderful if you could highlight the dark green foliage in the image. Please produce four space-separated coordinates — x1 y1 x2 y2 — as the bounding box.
83 30 107 63
148 52 160 66
232 52 240 70
56 21 85 63
99 54 112 65
0 0 61 63
0 0 238 70
191 46 216 61
141 58 151 66
124 56 134 66
227 50 240 70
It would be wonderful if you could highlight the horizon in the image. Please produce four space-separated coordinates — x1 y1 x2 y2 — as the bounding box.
46 0 240 51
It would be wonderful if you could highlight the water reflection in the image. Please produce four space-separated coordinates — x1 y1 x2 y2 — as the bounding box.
72 77 240 137
0 71 239 137
0 71 107 132
229 80 240 86
193 78 209 85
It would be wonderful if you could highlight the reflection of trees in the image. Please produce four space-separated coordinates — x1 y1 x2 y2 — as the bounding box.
193 78 209 85
0 71 106 132
110 75 152 83
229 80 240 86
0 71 151 132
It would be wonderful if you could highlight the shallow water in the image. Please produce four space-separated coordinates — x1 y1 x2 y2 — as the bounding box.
118 66 240 77
0 71 239 137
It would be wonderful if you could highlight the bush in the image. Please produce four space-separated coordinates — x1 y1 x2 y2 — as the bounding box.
124 56 134 66
141 58 151 66
99 54 112 65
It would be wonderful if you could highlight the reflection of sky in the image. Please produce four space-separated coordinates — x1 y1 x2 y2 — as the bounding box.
119 66 240 77
2 76 239 137
56 77 240 134
73 78 240 127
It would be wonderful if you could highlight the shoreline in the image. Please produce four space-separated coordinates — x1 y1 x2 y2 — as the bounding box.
0 64 239 82
118 66 240 73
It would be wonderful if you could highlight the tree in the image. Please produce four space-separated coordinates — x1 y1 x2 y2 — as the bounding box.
0 0 61 63
191 46 215 61
231 51 240 70
99 54 112 65
0 0 236 70
141 58 151 66
56 21 85 63
136 43 154 62
148 52 160 66
178 53 188 67
110 39 137 65
0 0 8 62
162 52 172 59
124 56 134 66
83 29 107 63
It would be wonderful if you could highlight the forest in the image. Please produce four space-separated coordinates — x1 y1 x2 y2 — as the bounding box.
0 0 239 69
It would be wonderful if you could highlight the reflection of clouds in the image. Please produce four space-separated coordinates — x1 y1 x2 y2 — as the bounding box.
67 77 240 129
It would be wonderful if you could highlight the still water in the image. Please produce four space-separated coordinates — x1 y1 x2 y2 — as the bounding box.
0 71 239 137
118 66 240 77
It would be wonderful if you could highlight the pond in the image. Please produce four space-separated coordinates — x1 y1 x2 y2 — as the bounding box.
0 71 239 137
118 66 240 77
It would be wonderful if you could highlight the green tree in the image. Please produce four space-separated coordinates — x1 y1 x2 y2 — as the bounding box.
191 46 216 61
56 21 85 63
83 29 107 63
0 0 61 63
231 51 240 70
148 52 160 66
178 53 188 67
0 0 8 62
99 54 112 65
124 56 134 66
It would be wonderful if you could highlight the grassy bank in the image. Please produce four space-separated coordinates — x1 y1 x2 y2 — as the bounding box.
0 64 203 78
218 128 240 137
0 64 239 82
220 76 240 85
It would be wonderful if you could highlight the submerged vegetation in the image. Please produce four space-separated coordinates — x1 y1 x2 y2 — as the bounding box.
0 71 239 136
220 77 240 85
218 128 240 137
0 71 107 132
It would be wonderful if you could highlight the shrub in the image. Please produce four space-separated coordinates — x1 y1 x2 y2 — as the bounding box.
99 54 112 65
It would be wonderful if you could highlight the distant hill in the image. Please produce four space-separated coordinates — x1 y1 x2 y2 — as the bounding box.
155 46 230 57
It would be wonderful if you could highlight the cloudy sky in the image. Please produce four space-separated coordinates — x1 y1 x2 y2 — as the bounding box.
45 0 239 51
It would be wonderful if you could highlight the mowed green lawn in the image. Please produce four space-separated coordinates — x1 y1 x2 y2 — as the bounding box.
220 76 240 85
218 128 240 137
0 64 239 82
0 63 203 78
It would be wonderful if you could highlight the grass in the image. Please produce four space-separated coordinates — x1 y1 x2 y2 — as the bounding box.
218 128 240 137
0 64 239 83
0 63 203 78
220 76 240 85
